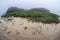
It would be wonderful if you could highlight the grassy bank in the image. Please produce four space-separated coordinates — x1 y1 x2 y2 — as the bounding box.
2 10 60 23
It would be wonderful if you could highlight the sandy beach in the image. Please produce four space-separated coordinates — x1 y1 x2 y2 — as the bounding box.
0 17 60 40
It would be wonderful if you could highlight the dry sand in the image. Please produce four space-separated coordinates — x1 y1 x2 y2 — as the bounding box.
0 17 60 40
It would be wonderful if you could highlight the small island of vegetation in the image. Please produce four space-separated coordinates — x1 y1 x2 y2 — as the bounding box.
2 7 60 23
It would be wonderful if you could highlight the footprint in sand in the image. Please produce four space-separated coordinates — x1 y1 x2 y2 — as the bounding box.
7 31 11 34
24 27 27 30
4 27 8 31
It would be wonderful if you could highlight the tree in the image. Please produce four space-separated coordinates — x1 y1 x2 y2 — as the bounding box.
6 7 25 13
31 8 50 13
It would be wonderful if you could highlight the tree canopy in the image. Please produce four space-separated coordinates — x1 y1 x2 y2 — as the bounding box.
6 7 25 13
31 8 50 13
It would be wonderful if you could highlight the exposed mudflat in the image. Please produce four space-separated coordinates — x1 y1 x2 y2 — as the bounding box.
0 17 60 40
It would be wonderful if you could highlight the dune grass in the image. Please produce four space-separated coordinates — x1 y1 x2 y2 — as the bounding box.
2 10 60 23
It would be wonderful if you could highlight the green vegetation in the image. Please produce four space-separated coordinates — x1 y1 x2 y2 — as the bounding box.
31 8 50 13
2 10 60 23
6 7 25 13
